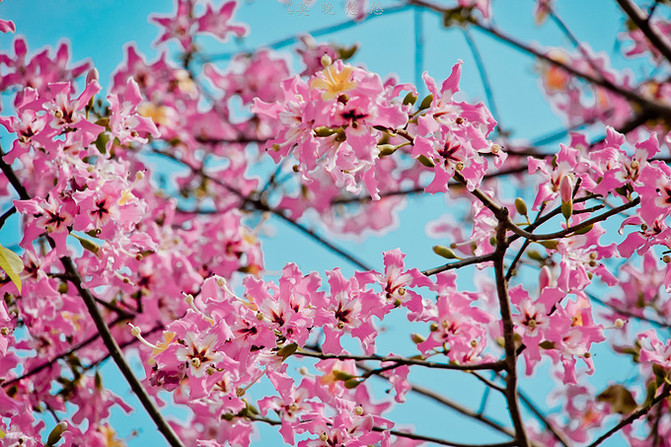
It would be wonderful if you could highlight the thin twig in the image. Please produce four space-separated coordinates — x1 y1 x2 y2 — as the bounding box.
201 4 409 62
422 252 495 276
355 363 517 440
1 315 129 388
587 292 671 329
463 28 504 135
518 387 572 447
406 0 671 120
151 148 372 271
296 348 506 371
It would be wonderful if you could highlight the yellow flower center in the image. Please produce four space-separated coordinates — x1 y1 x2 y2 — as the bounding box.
310 64 357 100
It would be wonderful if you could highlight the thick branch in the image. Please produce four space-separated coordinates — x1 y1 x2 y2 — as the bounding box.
59 257 185 447
616 0 671 65
493 217 529 446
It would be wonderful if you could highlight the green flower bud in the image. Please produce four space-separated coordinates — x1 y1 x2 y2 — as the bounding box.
417 154 435 168
433 245 457 259
377 144 398 157
514 197 528 216
46 422 68 446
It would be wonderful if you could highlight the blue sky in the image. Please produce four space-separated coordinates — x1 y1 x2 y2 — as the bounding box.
0 0 651 445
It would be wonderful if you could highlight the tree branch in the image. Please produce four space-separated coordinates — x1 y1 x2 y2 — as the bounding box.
151 148 373 271
587 386 671 447
0 151 185 447
296 348 506 371
493 217 529 446
616 0 671 65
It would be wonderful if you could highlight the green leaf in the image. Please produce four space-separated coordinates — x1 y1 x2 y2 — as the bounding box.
644 380 658 408
0 243 23 293
276 342 298 361
596 384 638 414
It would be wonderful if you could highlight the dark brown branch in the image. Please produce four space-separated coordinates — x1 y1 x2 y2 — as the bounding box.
506 197 640 242
296 348 506 371
493 217 530 446
616 0 671 65
422 252 495 276
59 257 185 447
0 206 16 230
355 362 518 441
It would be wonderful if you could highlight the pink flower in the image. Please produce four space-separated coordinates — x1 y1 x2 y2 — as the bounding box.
151 0 196 51
0 18 15 33
196 1 248 42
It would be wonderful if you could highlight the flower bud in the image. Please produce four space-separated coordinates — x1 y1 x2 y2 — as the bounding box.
410 333 425 344
46 421 68 446
539 266 552 290
417 154 436 168
560 175 573 203
419 94 433 110
86 68 100 84
314 126 336 137
277 342 298 361
433 245 457 259
573 224 593 235
514 197 528 216
377 144 398 157
344 378 362 389
403 91 417 106
561 200 573 221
